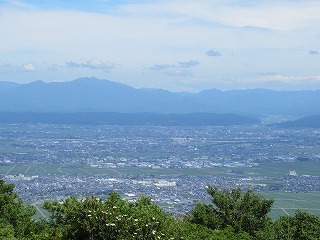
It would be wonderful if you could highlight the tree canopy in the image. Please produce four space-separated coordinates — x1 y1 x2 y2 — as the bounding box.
1 179 319 240
188 186 274 236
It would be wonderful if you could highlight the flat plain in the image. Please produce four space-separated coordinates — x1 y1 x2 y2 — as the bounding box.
1 124 319 217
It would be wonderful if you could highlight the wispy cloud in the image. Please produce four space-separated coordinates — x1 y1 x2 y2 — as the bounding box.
309 50 320 55
241 74 320 84
2 0 320 91
205 50 222 57
165 69 192 77
65 61 81 68
81 58 116 70
148 60 199 77
0 61 11 67
48 64 63 72
65 58 117 71
178 60 199 68
149 60 199 71
148 64 174 70
6 0 34 9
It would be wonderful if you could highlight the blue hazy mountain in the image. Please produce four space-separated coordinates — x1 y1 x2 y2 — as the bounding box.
273 115 320 128
0 112 260 126
0 81 20 90
194 88 320 116
0 77 319 116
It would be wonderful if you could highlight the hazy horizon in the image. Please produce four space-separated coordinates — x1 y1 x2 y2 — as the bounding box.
1 0 320 92
3 76 320 93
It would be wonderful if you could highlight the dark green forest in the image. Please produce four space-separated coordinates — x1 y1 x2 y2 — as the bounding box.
1 179 319 240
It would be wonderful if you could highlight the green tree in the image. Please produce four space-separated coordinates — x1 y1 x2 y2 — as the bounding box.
44 192 179 240
0 223 17 240
1 178 319 240
188 186 273 236
258 210 320 240
44 192 253 240
0 179 39 239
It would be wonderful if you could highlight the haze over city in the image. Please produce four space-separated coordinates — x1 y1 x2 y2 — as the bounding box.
1 0 320 92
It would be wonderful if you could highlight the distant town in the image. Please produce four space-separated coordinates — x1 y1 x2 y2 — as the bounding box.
1 123 319 214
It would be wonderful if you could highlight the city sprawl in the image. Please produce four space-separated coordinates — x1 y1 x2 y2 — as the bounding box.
0 124 320 217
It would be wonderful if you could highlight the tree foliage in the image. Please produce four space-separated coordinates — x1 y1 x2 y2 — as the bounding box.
44 193 178 239
0 179 39 239
1 179 319 240
258 210 320 240
188 186 274 236
43 191 254 240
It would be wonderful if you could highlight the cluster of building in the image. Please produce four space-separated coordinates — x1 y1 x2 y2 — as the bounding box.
0 124 320 213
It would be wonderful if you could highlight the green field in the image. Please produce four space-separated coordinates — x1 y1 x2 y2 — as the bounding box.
242 160 320 177
1 160 320 177
0 163 227 176
262 191 320 218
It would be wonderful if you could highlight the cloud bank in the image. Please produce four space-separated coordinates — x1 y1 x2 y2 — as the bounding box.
1 0 320 91
66 59 117 71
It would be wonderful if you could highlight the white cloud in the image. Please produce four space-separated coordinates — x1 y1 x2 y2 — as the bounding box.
111 0 320 30
65 59 117 71
1 0 320 91
22 62 36 72
81 58 116 70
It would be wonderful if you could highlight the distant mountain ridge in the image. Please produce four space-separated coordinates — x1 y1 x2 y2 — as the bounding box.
0 77 320 116
0 112 260 126
273 115 320 128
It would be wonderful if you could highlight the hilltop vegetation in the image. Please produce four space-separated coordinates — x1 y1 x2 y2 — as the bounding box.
1 179 319 240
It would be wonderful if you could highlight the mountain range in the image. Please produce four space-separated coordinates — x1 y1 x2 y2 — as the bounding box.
0 112 260 126
1 77 320 116
272 115 320 128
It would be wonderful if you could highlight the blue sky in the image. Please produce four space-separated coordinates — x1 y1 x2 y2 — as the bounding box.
1 0 320 92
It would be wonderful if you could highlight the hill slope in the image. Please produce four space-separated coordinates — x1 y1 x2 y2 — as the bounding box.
0 112 260 126
274 115 320 128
